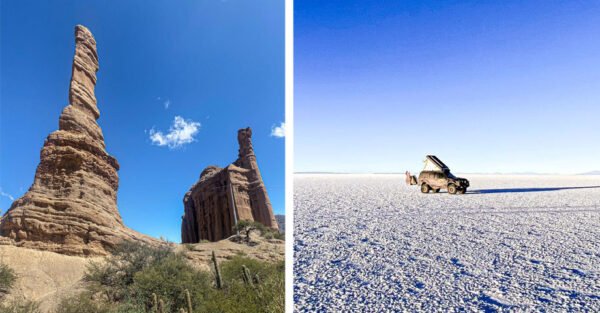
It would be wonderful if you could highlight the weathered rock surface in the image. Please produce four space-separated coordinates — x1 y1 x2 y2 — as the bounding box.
181 128 279 243
0 25 155 256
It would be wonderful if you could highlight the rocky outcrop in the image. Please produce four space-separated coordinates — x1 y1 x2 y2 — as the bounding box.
181 128 279 243
0 25 155 256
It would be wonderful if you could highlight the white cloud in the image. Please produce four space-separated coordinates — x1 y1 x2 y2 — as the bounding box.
270 122 286 138
149 116 201 149
0 188 14 201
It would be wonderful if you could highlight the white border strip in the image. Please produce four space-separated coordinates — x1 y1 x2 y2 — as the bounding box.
284 0 294 311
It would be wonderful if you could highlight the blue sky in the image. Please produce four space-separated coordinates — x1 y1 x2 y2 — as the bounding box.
0 0 285 242
295 0 600 174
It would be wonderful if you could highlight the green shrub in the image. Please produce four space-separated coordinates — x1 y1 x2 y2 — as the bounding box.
52 292 149 313
105 302 146 313
84 241 172 302
77 241 284 313
132 254 211 311
0 299 41 313
0 263 17 294
200 256 284 313
261 231 284 241
53 292 113 313
272 232 285 241
220 256 283 283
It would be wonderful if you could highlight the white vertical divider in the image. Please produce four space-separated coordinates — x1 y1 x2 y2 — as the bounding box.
284 0 294 311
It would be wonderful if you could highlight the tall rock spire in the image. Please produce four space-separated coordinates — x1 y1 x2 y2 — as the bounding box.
181 127 278 243
234 128 279 229
70 25 100 119
0 25 154 256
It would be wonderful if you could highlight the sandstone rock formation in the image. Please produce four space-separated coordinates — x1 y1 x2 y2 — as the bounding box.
181 128 279 243
0 25 154 256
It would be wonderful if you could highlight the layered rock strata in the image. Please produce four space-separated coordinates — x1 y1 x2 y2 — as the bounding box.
0 25 154 256
181 128 279 243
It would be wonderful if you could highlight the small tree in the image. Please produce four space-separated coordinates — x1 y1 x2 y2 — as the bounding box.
233 220 267 244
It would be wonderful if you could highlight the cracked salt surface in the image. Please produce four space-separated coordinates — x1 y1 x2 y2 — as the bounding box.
294 174 600 312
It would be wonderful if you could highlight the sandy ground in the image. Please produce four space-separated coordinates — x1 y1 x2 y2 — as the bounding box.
0 244 96 312
294 174 600 312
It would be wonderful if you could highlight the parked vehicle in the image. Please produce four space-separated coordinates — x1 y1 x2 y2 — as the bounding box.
406 155 469 194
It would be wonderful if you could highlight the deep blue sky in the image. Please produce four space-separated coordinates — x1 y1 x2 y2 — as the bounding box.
0 0 285 242
295 0 600 174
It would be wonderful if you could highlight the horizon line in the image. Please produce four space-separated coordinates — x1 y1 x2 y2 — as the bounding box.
294 171 600 176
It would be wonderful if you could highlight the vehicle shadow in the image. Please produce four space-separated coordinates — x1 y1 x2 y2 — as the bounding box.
467 186 600 194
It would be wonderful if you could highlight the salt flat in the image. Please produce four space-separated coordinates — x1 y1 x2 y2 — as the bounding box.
294 174 600 312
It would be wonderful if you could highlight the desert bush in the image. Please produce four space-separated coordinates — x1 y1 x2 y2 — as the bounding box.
131 253 211 311
84 241 172 302
107 302 147 313
0 263 16 297
220 255 283 283
52 292 148 313
0 299 41 313
53 292 114 313
272 232 285 241
261 231 284 241
77 241 284 313
200 256 284 313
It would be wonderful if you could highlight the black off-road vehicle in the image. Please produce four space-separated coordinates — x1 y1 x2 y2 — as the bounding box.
406 155 470 195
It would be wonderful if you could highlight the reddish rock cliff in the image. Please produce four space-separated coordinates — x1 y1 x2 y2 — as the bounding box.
0 25 155 256
181 128 279 243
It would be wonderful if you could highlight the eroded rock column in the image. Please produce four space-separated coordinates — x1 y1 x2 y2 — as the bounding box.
0 25 154 256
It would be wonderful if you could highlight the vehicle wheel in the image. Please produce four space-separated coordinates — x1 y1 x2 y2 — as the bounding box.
432 188 440 193
448 183 457 195
421 183 431 193
458 188 466 194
